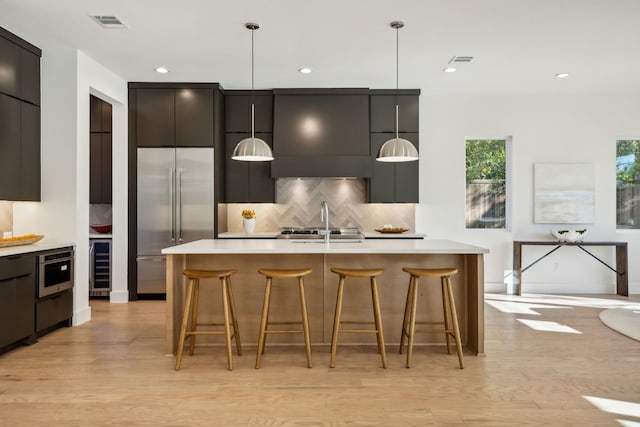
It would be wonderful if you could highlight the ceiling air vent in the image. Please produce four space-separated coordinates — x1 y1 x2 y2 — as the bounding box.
91 15 128 29
450 56 474 63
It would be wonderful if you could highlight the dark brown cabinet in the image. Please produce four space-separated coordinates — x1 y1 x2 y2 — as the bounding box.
0 254 35 349
134 88 214 147
0 94 40 201
225 133 275 202
0 27 41 201
225 92 273 133
90 133 112 204
90 95 112 204
370 92 419 133
0 35 21 98
369 133 419 203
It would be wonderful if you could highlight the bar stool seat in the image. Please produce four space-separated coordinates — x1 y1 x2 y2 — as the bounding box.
399 267 464 369
255 267 313 368
175 269 241 371
329 267 387 368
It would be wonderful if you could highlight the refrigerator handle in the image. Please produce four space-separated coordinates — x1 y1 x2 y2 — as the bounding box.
169 168 175 243
177 168 183 242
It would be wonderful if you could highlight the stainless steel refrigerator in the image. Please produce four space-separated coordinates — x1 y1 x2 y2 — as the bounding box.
136 148 214 294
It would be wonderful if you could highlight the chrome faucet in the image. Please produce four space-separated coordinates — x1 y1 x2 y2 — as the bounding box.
320 201 330 243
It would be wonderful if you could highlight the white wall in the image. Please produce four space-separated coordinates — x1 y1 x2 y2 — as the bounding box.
13 48 128 325
77 52 128 304
418 94 640 294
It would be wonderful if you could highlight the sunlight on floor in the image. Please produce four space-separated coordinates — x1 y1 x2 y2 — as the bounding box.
487 293 637 309
485 299 568 315
583 395 640 426
517 318 581 334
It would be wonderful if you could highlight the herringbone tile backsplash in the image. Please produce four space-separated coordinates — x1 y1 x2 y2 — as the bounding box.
223 178 415 232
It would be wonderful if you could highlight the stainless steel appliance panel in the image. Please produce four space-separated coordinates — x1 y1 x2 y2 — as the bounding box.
175 148 214 243
137 148 175 255
38 249 74 298
136 256 167 294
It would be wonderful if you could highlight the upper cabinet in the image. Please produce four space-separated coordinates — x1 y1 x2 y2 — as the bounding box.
369 91 419 133
225 91 273 133
132 86 214 147
90 95 112 204
0 27 41 201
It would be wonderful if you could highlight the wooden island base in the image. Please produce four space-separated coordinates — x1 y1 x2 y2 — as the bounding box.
165 250 485 356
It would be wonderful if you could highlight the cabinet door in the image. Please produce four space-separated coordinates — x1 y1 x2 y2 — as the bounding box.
369 133 396 203
20 49 40 106
225 94 273 133
369 133 419 203
175 88 213 147
0 36 20 98
90 133 102 203
225 133 274 203
136 89 174 147
394 133 419 203
0 93 21 200
0 254 35 347
20 102 40 201
101 133 112 203
101 100 112 133
370 95 419 133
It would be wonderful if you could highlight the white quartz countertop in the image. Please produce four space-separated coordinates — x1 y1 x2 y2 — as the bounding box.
0 239 75 257
89 233 112 239
162 238 488 255
219 231 426 239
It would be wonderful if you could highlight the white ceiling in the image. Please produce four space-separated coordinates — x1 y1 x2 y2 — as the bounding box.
2 0 640 95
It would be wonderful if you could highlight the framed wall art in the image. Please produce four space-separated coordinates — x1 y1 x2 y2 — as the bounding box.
534 163 595 224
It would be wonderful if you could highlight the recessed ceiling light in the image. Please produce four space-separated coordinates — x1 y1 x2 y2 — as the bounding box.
443 67 457 73
155 67 169 74
555 72 569 78
298 67 312 74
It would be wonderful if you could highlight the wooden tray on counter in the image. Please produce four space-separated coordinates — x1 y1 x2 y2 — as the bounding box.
0 234 44 248
374 228 409 234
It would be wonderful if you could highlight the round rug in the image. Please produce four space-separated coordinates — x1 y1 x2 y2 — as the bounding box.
599 306 640 342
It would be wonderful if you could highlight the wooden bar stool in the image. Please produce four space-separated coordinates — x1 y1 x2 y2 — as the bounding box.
255 268 313 368
329 268 387 368
399 267 464 369
175 269 241 371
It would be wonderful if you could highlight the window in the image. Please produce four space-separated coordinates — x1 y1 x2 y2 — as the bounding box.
616 139 640 229
466 139 508 229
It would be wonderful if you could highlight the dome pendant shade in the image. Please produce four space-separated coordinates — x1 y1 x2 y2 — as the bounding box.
232 136 274 161
376 20 419 163
377 137 419 162
232 22 274 162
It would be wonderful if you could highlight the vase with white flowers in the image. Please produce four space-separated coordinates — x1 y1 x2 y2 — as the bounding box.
241 209 256 234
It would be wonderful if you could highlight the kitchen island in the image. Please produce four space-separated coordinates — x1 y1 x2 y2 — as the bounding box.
162 239 488 356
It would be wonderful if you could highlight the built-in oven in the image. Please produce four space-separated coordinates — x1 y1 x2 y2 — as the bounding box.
38 249 74 298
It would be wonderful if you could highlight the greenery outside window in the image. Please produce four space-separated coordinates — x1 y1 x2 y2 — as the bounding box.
616 140 640 229
466 139 508 229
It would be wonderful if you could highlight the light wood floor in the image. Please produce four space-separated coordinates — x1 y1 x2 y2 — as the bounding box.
1 294 639 426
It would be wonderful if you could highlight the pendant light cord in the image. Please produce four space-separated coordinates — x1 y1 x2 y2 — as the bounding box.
251 26 255 139
394 22 400 140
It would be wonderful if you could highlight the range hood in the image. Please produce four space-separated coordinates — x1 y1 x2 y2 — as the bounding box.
271 89 372 178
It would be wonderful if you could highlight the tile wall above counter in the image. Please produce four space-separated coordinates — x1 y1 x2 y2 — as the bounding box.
219 178 417 236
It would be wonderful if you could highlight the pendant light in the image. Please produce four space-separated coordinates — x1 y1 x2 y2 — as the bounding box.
232 23 274 162
376 21 419 162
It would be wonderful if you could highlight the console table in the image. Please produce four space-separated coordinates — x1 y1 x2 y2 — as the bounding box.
512 241 628 296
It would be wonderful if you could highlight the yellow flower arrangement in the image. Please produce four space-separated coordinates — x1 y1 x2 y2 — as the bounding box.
241 209 256 219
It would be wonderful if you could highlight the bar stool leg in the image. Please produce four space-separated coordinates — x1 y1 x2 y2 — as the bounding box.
399 276 414 354
220 277 233 371
406 275 419 368
329 275 345 368
175 277 195 370
370 276 387 368
441 277 452 355
261 281 273 355
444 276 464 369
226 277 242 356
298 276 313 368
189 279 200 355
255 277 273 369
